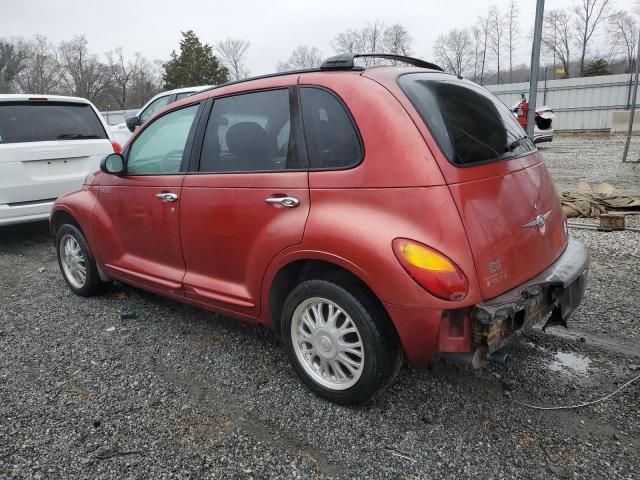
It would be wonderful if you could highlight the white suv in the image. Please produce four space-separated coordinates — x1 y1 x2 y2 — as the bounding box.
109 85 212 145
0 94 117 226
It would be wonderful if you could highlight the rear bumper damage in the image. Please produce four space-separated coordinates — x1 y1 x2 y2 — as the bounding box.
441 238 590 366
476 238 588 351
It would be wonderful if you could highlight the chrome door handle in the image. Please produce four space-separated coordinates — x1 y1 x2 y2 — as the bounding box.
265 196 300 208
156 192 179 202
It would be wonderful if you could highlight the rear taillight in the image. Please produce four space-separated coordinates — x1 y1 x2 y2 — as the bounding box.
111 141 122 154
392 238 469 301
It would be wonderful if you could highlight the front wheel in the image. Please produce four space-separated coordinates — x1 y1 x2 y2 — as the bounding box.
281 279 401 405
55 224 109 297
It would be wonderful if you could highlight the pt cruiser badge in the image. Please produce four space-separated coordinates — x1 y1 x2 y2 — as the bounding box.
522 211 551 235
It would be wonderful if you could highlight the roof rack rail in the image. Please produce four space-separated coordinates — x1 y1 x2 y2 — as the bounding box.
320 53 443 72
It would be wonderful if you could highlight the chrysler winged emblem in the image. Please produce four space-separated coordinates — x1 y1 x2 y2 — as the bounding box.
522 211 551 235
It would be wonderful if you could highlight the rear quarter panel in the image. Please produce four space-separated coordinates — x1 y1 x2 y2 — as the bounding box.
289 72 479 309
299 187 482 309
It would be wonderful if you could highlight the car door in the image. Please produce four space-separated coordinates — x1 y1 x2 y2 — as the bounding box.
180 87 309 318
93 102 202 296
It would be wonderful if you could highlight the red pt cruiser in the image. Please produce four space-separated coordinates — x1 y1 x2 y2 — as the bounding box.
51 54 589 405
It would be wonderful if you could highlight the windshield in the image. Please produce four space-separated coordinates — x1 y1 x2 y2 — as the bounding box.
398 73 535 167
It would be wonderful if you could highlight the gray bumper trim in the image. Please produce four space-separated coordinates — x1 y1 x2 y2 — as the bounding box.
482 238 589 307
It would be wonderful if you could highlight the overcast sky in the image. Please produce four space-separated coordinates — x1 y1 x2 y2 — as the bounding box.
3 0 638 75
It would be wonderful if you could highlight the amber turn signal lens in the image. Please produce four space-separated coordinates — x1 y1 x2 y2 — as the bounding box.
392 238 469 301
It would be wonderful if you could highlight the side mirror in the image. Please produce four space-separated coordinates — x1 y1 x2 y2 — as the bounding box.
100 153 125 175
125 115 140 133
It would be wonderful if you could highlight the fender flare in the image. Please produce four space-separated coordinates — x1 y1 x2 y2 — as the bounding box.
259 248 381 329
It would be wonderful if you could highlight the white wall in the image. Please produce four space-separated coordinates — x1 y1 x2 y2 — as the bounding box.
485 74 636 132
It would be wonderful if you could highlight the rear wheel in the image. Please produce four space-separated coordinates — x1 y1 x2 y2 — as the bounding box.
55 224 109 297
281 279 402 405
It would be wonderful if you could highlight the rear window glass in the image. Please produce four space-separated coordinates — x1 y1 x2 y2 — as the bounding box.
398 73 535 167
0 101 107 144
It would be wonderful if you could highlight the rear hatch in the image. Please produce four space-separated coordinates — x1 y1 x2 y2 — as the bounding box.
398 73 567 300
0 100 113 205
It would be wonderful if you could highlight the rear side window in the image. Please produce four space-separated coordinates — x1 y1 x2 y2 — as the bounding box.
0 101 107 144
398 73 535 167
199 89 301 172
300 87 362 169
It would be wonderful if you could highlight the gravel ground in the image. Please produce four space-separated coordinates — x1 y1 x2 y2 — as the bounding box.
540 134 640 196
1 136 639 479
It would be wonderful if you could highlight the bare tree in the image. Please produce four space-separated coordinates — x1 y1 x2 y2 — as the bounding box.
106 48 143 109
433 28 473 76
276 46 324 72
333 21 414 65
476 16 490 84
0 39 29 93
470 25 483 82
215 38 250 81
487 5 505 84
128 58 163 107
0 34 164 108
59 35 112 103
331 29 364 54
363 20 385 63
573 0 611 76
382 24 413 57
16 35 61 94
506 0 520 82
608 10 638 72
543 9 573 78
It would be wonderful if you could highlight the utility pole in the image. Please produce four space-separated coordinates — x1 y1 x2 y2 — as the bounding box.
622 27 640 163
527 0 545 138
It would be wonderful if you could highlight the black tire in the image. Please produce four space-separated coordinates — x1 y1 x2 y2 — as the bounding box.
55 224 109 297
281 278 402 405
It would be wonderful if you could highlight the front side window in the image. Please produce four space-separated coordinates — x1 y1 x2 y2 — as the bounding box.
127 104 198 175
0 102 107 144
398 73 535 167
300 87 362 170
199 89 299 172
139 95 172 123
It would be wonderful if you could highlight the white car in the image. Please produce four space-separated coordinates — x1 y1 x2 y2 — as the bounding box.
109 85 212 145
0 94 118 226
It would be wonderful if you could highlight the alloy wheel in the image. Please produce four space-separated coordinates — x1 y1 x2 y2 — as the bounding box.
290 297 365 390
59 234 87 289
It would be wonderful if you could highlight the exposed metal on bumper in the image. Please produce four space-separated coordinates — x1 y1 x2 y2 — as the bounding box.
473 238 590 352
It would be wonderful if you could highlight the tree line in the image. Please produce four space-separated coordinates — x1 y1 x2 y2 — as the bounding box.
434 0 636 84
0 23 413 110
1 2 637 111
276 22 413 71
0 31 249 110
